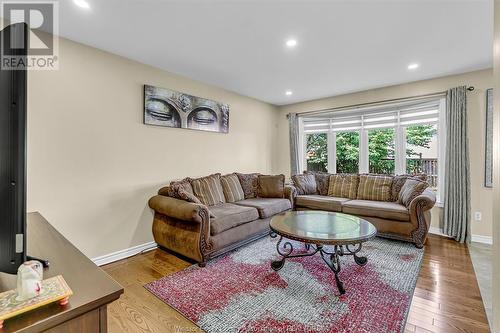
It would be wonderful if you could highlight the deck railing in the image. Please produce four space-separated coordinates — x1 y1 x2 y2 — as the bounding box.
407 158 438 188
307 157 438 188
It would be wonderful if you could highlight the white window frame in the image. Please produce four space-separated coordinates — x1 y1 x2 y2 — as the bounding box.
436 98 446 206
299 97 446 202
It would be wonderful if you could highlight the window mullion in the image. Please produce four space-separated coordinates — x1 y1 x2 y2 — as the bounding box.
395 110 405 175
359 115 368 173
328 130 336 174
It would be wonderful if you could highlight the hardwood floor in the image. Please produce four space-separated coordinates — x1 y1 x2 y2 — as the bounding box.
102 235 490 333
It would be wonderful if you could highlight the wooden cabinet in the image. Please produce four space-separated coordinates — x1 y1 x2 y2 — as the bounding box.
0 213 124 332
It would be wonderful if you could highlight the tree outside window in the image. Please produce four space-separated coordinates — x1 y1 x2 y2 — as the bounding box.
368 128 395 174
336 132 359 173
306 133 328 172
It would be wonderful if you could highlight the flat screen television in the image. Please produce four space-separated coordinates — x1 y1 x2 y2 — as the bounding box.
0 23 28 274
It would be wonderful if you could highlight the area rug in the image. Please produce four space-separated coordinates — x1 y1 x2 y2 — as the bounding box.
145 236 424 333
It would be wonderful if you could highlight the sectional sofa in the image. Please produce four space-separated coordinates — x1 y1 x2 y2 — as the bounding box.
148 173 295 266
291 172 436 248
148 171 436 266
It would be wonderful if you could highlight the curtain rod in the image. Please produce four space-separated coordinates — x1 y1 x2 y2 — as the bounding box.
291 86 475 118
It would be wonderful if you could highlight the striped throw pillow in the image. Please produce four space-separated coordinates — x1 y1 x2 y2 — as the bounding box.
220 173 245 202
398 178 429 207
191 174 226 206
327 174 359 199
391 174 428 201
357 174 393 201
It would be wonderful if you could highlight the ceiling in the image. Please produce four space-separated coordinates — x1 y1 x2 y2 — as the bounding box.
55 0 493 105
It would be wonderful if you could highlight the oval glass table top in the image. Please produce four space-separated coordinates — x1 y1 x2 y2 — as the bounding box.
270 211 377 244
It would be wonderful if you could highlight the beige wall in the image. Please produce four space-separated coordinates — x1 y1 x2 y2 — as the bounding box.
27 37 279 259
275 69 493 237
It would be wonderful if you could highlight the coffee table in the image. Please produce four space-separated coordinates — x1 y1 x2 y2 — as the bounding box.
269 211 377 295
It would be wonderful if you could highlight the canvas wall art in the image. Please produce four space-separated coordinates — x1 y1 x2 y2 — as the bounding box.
485 88 493 188
144 85 230 133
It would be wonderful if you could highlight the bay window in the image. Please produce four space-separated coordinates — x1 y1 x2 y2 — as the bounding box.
299 97 446 203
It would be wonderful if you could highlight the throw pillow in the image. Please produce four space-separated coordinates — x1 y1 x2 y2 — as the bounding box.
177 188 202 204
158 185 175 197
291 173 318 195
398 178 429 207
391 174 428 201
178 188 216 218
327 174 359 199
191 173 226 206
170 177 194 195
220 173 245 202
257 174 285 198
236 173 260 199
158 177 194 198
357 174 393 201
305 171 330 195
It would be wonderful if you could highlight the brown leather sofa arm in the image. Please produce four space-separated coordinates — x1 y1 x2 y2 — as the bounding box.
284 185 297 209
409 189 436 213
408 189 437 248
148 195 206 223
148 195 212 265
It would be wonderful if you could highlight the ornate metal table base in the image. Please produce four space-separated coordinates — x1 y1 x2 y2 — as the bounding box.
270 233 368 295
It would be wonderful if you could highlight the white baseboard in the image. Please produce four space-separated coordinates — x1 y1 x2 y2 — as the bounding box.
471 234 493 245
90 227 492 266
429 227 493 245
428 226 450 238
92 241 158 266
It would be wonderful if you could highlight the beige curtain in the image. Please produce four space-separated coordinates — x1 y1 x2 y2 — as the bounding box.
443 86 471 243
288 113 300 176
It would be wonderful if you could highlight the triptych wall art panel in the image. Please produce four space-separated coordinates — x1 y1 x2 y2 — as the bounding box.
144 84 229 133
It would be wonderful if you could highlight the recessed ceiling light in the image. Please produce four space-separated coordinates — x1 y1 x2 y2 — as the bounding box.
285 39 297 48
74 0 90 9
407 63 419 70
285 90 293 96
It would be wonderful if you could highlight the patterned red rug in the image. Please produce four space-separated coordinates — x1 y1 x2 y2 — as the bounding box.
145 236 423 333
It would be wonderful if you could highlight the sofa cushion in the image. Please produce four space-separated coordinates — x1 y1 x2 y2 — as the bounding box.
292 173 318 195
305 171 330 195
220 173 245 203
191 173 226 206
391 174 428 201
342 200 409 222
357 174 393 201
398 178 429 207
236 173 260 199
257 174 285 198
209 203 259 235
295 195 350 212
328 174 359 199
235 198 291 219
